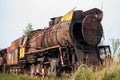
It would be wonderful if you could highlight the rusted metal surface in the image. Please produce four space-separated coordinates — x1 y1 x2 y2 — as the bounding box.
7 52 11 65
7 48 19 65
13 49 19 64
2 8 106 76
82 15 103 45
71 9 103 46
10 37 23 51
7 37 22 65
6 9 103 67
41 21 72 48
20 8 103 54
7 39 20 65
0 57 3 65
40 8 103 49
27 29 43 53
82 8 103 22
87 51 99 65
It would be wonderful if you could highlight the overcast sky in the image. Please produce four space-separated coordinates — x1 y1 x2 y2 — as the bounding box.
0 0 120 48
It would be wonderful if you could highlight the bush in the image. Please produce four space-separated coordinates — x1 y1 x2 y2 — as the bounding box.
73 63 120 80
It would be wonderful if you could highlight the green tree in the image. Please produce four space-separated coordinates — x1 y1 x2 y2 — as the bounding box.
110 38 120 58
23 23 33 35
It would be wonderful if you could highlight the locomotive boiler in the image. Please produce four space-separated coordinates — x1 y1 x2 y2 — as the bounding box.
0 8 108 77
26 8 103 50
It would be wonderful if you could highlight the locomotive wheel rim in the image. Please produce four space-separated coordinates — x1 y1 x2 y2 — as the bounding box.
82 15 103 45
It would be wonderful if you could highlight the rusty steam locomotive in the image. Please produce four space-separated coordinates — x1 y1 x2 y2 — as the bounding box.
0 8 111 76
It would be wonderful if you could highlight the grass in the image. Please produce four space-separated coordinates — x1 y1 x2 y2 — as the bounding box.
0 73 36 80
0 73 70 80
72 67 94 80
101 63 120 80
73 62 120 80
0 63 120 80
